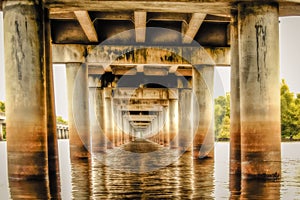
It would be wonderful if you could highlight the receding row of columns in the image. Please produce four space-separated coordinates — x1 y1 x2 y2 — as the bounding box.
2 3 282 197
146 67 215 159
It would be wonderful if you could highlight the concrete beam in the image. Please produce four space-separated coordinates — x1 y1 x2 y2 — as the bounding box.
118 104 163 112
124 114 157 121
134 11 147 43
52 44 230 66
182 13 206 44
46 1 232 16
45 0 300 17
52 44 86 63
74 11 98 42
113 88 169 100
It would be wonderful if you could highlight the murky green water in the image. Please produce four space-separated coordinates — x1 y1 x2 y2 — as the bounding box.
0 141 300 199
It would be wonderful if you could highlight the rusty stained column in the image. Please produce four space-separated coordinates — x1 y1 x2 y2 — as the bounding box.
89 75 106 152
229 13 242 194
104 87 114 148
238 2 281 179
44 8 61 198
163 105 170 147
230 13 241 178
117 109 123 145
3 0 49 185
112 104 120 146
192 65 214 159
178 88 193 152
66 63 90 159
169 89 179 149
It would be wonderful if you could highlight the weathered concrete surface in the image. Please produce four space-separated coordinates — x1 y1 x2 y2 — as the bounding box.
4 0 49 180
169 97 179 149
104 87 114 148
239 2 281 179
229 14 241 176
66 63 90 159
43 0 300 17
192 65 214 159
89 76 107 152
52 44 230 67
45 8 61 198
163 105 170 147
178 89 193 151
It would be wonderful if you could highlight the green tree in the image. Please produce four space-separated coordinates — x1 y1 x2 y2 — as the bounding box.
56 116 68 125
280 79 300 140
0 101 5 112
214 93 230 140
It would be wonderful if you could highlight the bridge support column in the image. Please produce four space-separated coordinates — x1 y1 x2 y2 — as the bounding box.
169 97 179 149
163 105 170 147
44 8 61 197
238 2 281 179
3 0 49 181
89 76 106 152
104 88 114 148
192 65 214 159
230 14 241 177
66 63 90 159
178 89 193 152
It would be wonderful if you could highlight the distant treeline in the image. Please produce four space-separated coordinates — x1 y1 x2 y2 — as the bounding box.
215 79 300 141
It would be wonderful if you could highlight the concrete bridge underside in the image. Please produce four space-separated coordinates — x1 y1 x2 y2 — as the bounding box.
1 0 299 196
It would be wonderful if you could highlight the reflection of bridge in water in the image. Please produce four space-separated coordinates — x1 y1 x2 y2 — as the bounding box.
1 0 300 198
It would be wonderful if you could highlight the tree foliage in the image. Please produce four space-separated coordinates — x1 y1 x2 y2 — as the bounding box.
280 79 300 140
214 80 300 140
214 93 230 139
56 116 68 125
0 101 5 112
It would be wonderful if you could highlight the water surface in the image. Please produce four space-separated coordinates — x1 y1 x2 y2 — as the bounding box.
0 141 300 199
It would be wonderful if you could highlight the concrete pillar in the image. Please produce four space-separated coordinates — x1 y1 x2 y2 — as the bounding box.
117 109 122 145
104 88 114 148
230 14 241 176
66 63 90 159
169 98 179 148
163 105 170 147
178 89 193 151
192 65 214 159
57 129 61 139
89 76 106 153
238 2 281 179
44 8 61 197
3 0 49 180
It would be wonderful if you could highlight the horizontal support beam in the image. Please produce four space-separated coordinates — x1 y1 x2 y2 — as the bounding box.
45 1 300 17
118 104 163 112
46 1 233 16
52 44 230 66
124 114 157 121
